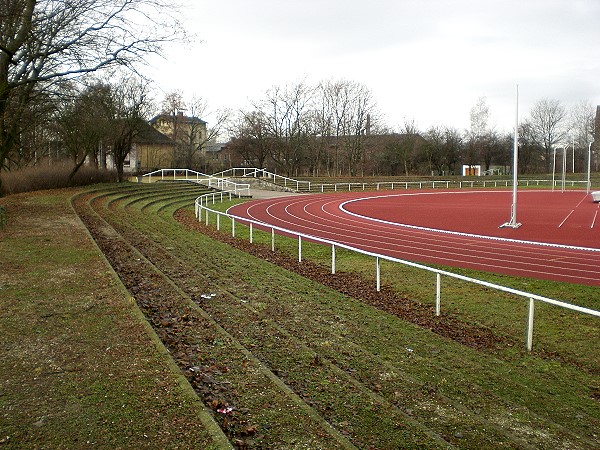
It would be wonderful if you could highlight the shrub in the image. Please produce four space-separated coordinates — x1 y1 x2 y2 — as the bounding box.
0 164 118 196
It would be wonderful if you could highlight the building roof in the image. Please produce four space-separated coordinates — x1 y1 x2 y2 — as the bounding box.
149 112 207 126
134 121 177 146
205 142 227 153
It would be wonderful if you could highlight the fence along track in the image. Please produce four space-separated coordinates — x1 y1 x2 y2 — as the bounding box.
215 167 591 193
195 191 600 353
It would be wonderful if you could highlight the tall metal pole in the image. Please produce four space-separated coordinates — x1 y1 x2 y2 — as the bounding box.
562 145 567 193
510 86 519 223
500 85 521 228
552 148 556 192
587 142 593 194
572 135 575 173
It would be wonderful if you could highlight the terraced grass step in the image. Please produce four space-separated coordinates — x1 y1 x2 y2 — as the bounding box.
85 183 598 449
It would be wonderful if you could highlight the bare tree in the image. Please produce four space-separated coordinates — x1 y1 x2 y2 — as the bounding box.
468 96 496 171
567 101 595 172
321 79 377 176
470 96 491 138
260 82 314 176
442 127 463 175
108 77 153 182
0 0 182 184
229 110 271 168
517 122 544 173
528 98 567 172
54 82 114 179
181 96 230 170
160 90 187 143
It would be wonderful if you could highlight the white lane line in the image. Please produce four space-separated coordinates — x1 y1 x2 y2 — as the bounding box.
558 210 575 228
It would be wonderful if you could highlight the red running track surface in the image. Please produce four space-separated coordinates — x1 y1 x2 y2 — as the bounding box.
228 190 600 287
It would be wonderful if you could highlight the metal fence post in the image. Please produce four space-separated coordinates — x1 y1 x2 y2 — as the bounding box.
216 214 220 231
376 257 381 292
526 298 535 351
436 273 441 316
232 217 235 237
331 244 336 274
298 236 302 262
271 228 275 251
205 209 209 226
249 223 253 244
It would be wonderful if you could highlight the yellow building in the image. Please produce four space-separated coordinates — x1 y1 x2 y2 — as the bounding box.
150 112 208 156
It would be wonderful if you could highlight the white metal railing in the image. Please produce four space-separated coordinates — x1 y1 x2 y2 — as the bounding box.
214 168 591 193
194 192 600 352
142 168 251 196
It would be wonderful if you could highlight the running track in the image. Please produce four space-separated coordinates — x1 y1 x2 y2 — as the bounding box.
228 190 600 287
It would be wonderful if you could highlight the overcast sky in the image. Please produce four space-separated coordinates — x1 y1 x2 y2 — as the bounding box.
147 0 600 135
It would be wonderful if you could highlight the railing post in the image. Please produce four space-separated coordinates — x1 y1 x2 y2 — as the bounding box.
232 217 235 237
216 214 220 231
205 209 209 226
249 223 253 243
271 228 275 251
376 257 381 292
298 236 302 262
331 244 336 274
526 298 535 351
436 273 441 316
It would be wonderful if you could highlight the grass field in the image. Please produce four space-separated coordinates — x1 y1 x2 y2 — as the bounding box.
1 181 598 449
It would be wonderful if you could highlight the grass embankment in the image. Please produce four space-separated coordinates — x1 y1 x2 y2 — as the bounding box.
0 187 229 449
1 182 598 449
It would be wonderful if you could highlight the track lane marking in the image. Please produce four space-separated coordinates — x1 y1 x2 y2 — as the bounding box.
227 191 600 286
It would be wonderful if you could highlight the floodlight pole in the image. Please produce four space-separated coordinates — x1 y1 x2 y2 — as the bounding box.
562 144 567 193
587 141 593 194
552 148 556 192
572 135 575 173
500 85 521 229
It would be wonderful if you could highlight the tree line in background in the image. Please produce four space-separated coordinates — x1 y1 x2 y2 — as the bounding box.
1 1 597 187
228 81 597 177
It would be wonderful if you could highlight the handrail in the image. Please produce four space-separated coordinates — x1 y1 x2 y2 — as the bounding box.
142 168 250 196
194 192 600 352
